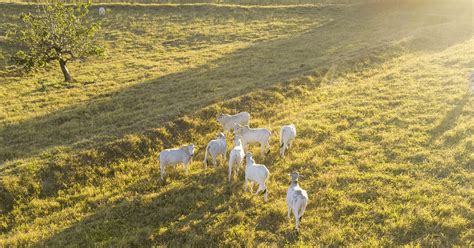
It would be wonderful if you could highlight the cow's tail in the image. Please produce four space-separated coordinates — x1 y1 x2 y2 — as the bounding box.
279 127 284 148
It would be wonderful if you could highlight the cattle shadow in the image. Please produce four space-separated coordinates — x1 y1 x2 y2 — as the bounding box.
34 171 225 246
34 167 290 246
429 92 471 144
2 2 471 245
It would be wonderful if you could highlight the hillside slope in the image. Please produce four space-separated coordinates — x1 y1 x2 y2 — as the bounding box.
0 1 473 246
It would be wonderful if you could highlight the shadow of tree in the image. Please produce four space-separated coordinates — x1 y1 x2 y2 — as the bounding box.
1 3 473 245
1 1 472 164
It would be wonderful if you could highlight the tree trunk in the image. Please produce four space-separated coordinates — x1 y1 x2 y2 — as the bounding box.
59 60 72 82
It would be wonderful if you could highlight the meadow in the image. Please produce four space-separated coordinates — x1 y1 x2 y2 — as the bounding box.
0 0 473 246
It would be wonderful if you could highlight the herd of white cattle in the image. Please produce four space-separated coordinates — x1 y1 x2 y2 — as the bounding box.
159 112 307 231
95 4 473 230
157 72 474 231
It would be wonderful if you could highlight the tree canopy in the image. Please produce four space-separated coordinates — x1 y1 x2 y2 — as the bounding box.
9 2 104 82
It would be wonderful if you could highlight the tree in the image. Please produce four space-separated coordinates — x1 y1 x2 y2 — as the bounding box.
8 2 103 82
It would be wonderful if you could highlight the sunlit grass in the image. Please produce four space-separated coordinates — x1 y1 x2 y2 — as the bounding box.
0 4 321 125
0 0 473 246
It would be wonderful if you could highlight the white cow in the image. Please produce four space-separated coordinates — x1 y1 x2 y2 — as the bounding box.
280 124 296 157
244 153 270 202
99 7 105 15
203 132 227 169
217 112 250 132
469 71 474 93
234 124 271 156
159 144 194 180
228 135 245 181
286 172 308 232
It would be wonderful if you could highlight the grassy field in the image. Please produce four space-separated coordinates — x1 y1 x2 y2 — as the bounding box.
0 0 473 246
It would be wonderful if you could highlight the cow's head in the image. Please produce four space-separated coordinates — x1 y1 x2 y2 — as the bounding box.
288 171 303 183
186 144 195 157
217 114 227 124
233 124 243 135
233 124 249 135
217 132 225 139
244 153 254 164
234 134 242 145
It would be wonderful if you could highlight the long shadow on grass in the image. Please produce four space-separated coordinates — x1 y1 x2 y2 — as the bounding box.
429 92 470 144
0 2 472 166
2 2 472 245
35 167 286 246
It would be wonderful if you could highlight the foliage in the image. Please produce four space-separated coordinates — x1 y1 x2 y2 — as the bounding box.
7 1 103 81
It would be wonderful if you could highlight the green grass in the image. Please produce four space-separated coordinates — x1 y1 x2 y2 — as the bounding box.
0 3 327 161
0 0 473 246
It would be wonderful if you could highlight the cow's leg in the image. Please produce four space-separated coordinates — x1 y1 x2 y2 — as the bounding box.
293 207 300 231
212 156 217 167
255 185 262 195
160 163 165 180
266 140 271 154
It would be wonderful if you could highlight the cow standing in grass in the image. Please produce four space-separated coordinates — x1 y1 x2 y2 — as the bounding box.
159 144 194 180
280 124 296 157
234 124 271 157
228 135 245 181
286 172 308 232
203 133 227 169
244 153 270 202
217 112 250 133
